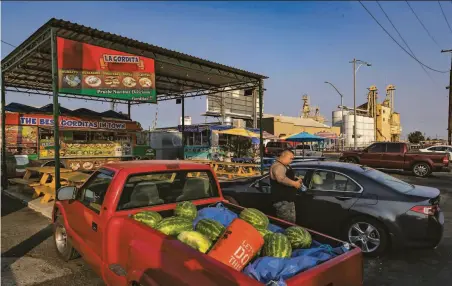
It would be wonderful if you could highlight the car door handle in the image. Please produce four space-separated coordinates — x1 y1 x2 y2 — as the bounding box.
335 196 352 201
92 222 98 232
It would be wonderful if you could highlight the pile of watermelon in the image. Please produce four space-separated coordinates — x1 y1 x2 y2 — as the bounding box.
132 202 313 262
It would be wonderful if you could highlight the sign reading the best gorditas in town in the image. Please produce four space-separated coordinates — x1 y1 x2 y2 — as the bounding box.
57 37 156 103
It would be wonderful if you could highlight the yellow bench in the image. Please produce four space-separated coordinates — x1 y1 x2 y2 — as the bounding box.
8 178 39 185
32 185 55 203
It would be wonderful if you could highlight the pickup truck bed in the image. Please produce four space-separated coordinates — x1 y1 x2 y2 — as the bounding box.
53 160 362 286
103 202 362 286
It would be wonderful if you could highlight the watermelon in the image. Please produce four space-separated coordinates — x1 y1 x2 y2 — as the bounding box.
195 219 225 241
177 231 212 253
132 211 162 228
174 201 198 220
239 208 269 230
285 226 312 249
155 216 193 236
262 233 292 258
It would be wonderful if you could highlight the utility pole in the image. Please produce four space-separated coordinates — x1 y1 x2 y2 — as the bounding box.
441 49 452 145
349 59 371 149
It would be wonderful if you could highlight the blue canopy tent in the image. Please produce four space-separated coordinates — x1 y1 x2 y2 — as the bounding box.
284 132 325 142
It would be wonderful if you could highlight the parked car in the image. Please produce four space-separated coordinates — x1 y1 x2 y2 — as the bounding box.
419 145 452 162
264 141 293 157
221 161 444 256
294 144 323 157
52 161 363 286
339 142 450 177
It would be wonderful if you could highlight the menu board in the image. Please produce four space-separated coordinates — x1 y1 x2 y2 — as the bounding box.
57 37 156 103
39 141 122 159
6 126 38 145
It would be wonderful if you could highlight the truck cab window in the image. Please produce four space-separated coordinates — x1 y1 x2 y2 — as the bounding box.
117 171 219 210
79 170 114 213
368 144 385 153
386 144 401 153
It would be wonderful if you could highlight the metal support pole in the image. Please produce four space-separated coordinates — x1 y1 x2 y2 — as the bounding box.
1 73 7 190
127 102 131 120
353 59 357 149
181 95 185 159
258 80 264 175
253 89 257 129
51 28 61 190
442 49 452 145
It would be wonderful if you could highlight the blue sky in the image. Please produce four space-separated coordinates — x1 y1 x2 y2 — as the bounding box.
2 1 452 138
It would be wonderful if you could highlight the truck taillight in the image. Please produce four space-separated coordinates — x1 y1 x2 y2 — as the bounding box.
443 156 449 165
265 147 268 154
410 205 438 216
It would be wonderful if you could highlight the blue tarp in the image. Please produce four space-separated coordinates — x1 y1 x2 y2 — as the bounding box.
285 132 325 142
193 203 238 228
243 241 349 285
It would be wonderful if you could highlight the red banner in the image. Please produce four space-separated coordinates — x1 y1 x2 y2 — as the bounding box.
57 37 156 102
6 113 141 131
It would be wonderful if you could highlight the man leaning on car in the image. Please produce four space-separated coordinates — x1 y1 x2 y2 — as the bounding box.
269 149 302 223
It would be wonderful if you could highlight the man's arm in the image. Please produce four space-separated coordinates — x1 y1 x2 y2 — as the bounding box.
271 164 299 188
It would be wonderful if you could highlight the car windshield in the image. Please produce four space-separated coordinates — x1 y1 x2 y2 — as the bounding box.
117 170 219 211
363 168 414 193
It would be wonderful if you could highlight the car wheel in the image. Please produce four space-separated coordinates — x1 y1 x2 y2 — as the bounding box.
412 162 431 177
344 157 358 164
345 217 388 256
224 196 240 205
54 216 79 261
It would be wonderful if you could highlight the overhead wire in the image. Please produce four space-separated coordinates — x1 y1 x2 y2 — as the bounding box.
405 1 441 49
438 1 452 36
358 1 449 74
376 1 435 82
1 40 17 48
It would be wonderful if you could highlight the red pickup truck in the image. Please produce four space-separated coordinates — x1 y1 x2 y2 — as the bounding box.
340 142 450 177
52 160 363 286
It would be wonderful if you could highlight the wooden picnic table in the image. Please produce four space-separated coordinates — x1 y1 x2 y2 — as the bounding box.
60 172 90 186
27 167 71 203
8 166 71 187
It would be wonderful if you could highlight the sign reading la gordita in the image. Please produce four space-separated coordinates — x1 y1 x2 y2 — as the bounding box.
57 37 156 103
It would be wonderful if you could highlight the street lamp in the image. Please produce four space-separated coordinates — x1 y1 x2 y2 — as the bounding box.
349 59 371 149
324 81 345 148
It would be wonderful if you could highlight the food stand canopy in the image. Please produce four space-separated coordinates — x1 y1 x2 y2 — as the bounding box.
283 132 325 142
1 18 268 189
216 128 260 138
1 18 267 104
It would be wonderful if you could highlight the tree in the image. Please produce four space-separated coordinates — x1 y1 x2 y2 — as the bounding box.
407 131 425 144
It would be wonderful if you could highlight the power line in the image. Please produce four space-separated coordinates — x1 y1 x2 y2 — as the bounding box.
1 40 17 48
359 1 448 74
376 1 434 81
438 1 452 36
405 1 441 49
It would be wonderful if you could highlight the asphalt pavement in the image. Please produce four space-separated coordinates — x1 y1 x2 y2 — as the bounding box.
1 193 103 286
1 172 451 286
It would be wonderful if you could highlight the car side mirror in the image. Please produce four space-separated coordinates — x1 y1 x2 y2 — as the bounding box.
57 186 77 201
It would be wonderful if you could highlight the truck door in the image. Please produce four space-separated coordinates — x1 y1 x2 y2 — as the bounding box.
65 169 115 276
359 143 385 167
380 143 404 169
296 169 362 236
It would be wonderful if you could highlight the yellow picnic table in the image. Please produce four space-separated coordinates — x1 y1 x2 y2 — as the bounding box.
28 167 72 203
8 166 71 188
60 172 91 187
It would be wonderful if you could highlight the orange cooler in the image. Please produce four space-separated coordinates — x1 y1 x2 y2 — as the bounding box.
207 218 264 271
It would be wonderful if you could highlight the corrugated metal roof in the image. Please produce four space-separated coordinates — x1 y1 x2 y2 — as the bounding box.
5 102 132 121
1 18 267 103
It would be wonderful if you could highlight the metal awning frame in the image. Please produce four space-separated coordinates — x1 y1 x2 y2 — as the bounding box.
1 18 267 189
